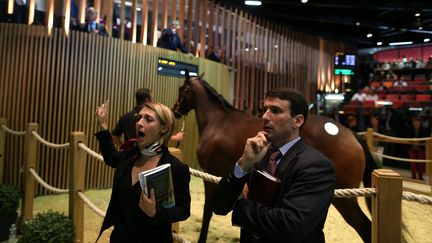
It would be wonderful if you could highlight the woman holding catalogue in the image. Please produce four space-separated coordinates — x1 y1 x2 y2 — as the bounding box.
95 101 191 242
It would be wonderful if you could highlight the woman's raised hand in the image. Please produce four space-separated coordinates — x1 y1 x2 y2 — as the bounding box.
95 100 109 130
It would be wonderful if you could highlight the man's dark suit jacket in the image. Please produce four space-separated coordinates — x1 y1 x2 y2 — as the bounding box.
79 22 109 36
213 138 335 243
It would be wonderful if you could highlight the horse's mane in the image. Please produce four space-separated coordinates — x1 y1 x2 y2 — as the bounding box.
198 78 238 112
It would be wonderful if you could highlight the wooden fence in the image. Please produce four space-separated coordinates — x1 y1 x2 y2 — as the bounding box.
1 120 414 243
363 128 432 195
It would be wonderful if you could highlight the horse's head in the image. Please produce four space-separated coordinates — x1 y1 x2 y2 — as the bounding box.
172 75 197 118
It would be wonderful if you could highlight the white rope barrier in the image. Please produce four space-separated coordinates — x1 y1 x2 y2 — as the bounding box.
334 188 375 198
78 143 104 161
189 168 432 205
372 152 432 163
189 168 221 184
402 191 432 205
31 131 70 148
29 168 69 193
373 132 431 142
1 124 25 135
77 191 106 217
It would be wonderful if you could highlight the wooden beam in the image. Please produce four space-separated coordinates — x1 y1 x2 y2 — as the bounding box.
28 0 35 25
162 0 168 28
63 0 71 35
141 0 149 44
171 0 177 23
199 1 207 58
78 0 86 24
101 0 113 36
178 0 185 40
45 0 54 32
120 0 126 40
151 0 159 46
7 0 13 14
131 0 138 43
94 0 101 23
186 0 193 51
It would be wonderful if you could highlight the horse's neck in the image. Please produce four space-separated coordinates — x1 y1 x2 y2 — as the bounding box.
193 86 229 134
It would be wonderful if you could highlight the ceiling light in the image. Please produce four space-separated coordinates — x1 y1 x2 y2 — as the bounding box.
245 1 262 6
389 41 413 46
418 26 423 30
274 44 278 48
415 13 421 17
425 38 431 43
301 0 308 3
377 42 382 46
355 22 360 26
245 48 250 52
366 33 373 38
254 47 258 51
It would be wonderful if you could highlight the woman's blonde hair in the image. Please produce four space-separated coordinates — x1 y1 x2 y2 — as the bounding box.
143 102 175 146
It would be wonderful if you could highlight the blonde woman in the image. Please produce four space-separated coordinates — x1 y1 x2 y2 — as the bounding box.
95 101 191 242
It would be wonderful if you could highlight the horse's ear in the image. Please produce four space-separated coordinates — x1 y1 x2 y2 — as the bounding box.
199 72 205 79
184 69 191 84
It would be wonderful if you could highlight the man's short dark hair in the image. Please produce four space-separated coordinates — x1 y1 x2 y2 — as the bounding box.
136 88 152 105
265 88 309 128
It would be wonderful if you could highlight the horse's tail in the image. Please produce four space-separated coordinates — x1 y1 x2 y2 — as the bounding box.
354 132 379 212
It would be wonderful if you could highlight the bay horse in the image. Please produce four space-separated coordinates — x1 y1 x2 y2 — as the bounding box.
172 76 377 243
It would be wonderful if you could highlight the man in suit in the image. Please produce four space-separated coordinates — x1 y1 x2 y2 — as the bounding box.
157 19 189 53
80 7 108 36
212 88 335 243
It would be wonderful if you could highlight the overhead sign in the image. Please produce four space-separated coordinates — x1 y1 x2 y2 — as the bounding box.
157 58 198 77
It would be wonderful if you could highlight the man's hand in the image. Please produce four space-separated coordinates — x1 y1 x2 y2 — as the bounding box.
237 132 269 172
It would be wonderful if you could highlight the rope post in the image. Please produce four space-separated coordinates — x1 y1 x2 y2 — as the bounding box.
69 132 85 243
366 128 374 152
371 169 402 243
426 138 432 195
21 123 38 224
0 118 6 183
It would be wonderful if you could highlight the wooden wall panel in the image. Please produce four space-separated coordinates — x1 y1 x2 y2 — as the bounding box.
0 24 232 194
0 0 355 192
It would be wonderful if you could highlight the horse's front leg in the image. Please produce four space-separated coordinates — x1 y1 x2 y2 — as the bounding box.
198 181 218 243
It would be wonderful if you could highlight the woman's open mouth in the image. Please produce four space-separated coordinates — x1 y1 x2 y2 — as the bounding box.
137 131 145 138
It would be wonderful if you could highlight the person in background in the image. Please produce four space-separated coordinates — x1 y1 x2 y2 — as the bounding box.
346 114 361 132
95 101 191 242
157 19 189 53
393 79 408 87
369 113 385 166
207 46 223 62
112 88 152 148
351 87 366 102
408 116 430 180
79 7 108 36
212 88 335 243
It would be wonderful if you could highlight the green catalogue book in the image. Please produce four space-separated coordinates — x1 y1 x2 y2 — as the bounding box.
138 164 175 208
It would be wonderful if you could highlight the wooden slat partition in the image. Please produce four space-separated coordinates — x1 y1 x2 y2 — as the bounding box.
0 24 231 194
1 0 355 193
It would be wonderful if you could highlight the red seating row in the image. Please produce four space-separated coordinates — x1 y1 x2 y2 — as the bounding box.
341 94 432 114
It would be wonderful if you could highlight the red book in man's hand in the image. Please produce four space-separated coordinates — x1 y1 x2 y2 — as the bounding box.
247 170 282 206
